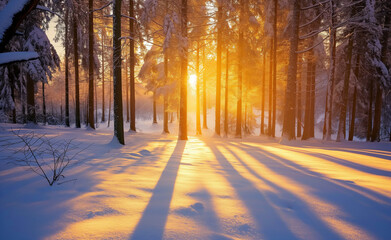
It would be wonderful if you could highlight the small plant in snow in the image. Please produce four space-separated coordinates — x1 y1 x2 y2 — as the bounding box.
3 129 83 186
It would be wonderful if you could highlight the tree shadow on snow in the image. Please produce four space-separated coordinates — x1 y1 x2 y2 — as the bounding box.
130 140 186 240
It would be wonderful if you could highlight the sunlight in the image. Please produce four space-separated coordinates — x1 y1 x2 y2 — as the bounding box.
189 74 197 89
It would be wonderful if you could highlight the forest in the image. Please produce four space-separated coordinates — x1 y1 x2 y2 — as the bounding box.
0 0 390 143
1 0 391 239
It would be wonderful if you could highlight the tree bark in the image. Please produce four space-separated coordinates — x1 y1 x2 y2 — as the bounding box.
371 12 390 142
163 50 169 134
268 38 273 136
202 46 208 129
235 0 244 138
297 59 302 138
282 0 299 140
324 0 336 140
336 36 353 142
42 82 46 124
178 0 188 140
224 48 229 136
101 31 105 122
302 49 315 140
125 59 129 122
196 42 201 135
65 7 70 127
129 0 136 132
215 4 222 136
271 0 278 137
371 84 382 142
113 0 124 144
88 0 95 129
26 75 36 123
73 10 81 128
108 64 112 127
153 91 157 124
260 51 266 135
366 79 373 141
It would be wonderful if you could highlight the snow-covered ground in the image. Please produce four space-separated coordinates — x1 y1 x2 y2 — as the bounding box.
1 122 391 240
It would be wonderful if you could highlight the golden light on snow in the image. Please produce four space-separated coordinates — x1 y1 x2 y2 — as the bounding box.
189 74 197 89
8 130 387 240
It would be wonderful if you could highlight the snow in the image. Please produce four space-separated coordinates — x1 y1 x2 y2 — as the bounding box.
1 122 391 239
0 51 39 65
0 0 30 43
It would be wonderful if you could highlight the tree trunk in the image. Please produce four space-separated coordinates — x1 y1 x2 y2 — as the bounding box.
196 42 201 135
371 84 382 142
324 0 336 140
302 49 315 140
215 4 222 136
309 61 316 137
108 66 112 127
65 7 70 127
202 46 208 129
297 59 302 138
73 10 81 128
224 48 229 136
88 0 95 129
282 0 299 140
235 0 244 138
129 0 136 132
26 75 36 123
366 80 373 141
125 59 129 122
271 0 278 137
101 31 105 122
336 36 353 142
349 84 357 141
113 0 124 144
95 69 98 125
42 82 46 124
10 78 16 123
178 0 188 140
268 38 273 136
153 91 157 124
260 51 265 135
163 43 169 134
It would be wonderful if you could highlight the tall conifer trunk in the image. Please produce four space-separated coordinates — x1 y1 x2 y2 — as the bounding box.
260 52 266 135
196 42 201 135
324 0 336 140
271 0 278 137
88 0 95 129
282 0 299 139
224 49 229 136
336 35 353 142
73 10 81 128
101 31 105 122
65 7 70 127
215 3 222 136
236 0 244 138
202 46 208 129
178 0 188 140
129 0 136 132
113 0 124 144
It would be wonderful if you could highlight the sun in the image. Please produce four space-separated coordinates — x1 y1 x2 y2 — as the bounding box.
189 74 197 89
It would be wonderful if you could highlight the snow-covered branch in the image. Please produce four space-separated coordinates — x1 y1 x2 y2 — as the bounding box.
35 5 63 21
0 51 39 66
0 0 40 51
